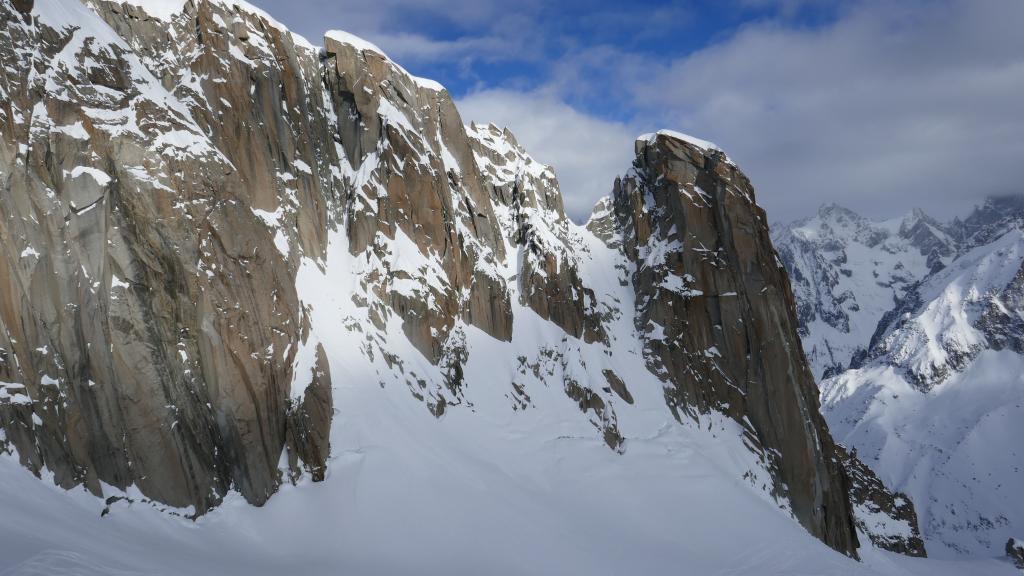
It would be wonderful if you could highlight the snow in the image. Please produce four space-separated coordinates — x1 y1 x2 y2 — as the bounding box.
413 76 446 92
152 129 221 160
114 0 316 50
251 207 283 228
293 159 313 175
854 502 915 541
7 2 1019 574
0 408 1014 575
377 99 417 134
51 121 89 140
638 130 734 164
773 205 942 379
325 30 387 56
0 382 32 406
324 30 445 94
115 0 189 21
250 207 290 258
640 129 722 152
68 166 111 186
823 350 1024 559
287 335 319 402
811 223 1024 558
878 230 1024 383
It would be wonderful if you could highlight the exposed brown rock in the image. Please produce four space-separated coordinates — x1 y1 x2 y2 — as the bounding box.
285 344 333 482
604 132 860 556
0 0 333 512
602 369 634 405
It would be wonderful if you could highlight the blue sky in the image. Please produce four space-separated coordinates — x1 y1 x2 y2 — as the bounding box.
251 0 1024 223
336 1 839 116
254 0 842 112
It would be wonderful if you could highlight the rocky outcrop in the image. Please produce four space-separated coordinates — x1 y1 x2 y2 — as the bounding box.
1008 538 1024 570
956 195 1024 249
595 131 859 556
978 261 1024 354
466 122 606 344
836 445 926 557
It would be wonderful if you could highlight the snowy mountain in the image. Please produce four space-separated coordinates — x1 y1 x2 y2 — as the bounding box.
772 205 956 381
776 198 1024 561
0 0 1015 574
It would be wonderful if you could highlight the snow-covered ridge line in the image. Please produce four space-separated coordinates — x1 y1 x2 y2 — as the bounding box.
638 129 723 153
324 29 446 92
638 129 736 166
105 0 317 49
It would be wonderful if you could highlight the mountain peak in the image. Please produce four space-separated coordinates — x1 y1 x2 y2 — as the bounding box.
635 129 734 165
324 29 387 57
817 202 862 221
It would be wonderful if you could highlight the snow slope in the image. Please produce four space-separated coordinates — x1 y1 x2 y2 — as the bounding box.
0 382 1016 576
820 228 1024 558
823 352 1024 559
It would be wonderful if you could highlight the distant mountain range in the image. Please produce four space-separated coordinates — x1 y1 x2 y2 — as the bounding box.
774 196 1024 558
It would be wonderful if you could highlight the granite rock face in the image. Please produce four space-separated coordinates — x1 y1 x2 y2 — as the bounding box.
0 0 335 512
594 132 859 556
0 0 874 559
0 0 605 512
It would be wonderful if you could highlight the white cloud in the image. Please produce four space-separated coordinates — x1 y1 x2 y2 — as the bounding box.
623 0 1024 222
361 30 533 65
457 89 638 222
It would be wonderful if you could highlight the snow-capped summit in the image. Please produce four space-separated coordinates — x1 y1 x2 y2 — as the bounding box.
772 204 952 379
956 195 1024 249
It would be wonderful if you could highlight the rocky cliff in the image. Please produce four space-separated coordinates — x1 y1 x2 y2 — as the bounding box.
591 132 858 552
0 0 881 559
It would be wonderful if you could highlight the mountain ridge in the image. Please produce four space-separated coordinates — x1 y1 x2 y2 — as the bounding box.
0 0 963 571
